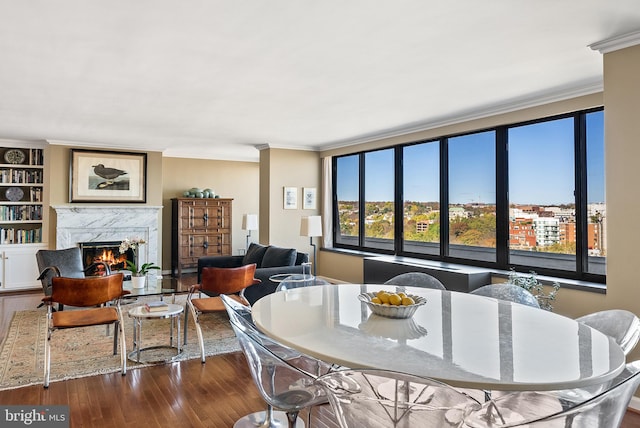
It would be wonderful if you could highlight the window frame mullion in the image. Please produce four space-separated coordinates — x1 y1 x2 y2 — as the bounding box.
496 127 509 268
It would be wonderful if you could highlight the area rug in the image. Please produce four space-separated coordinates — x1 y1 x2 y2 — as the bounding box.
0 295 240 390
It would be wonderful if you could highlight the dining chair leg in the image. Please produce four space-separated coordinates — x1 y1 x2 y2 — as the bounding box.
118 316 127 376
112 320 119 355
187 300 206 363
43 329 51 388
183 303 189 345
285 411 300 428
233 405 298 428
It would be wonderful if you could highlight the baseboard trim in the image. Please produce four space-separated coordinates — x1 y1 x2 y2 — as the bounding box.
629 396 640 413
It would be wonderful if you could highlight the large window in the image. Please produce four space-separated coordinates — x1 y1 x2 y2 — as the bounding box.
335 155 359 246
403 141 440 255
585 110 606 275
448 131 496 262
364 149 395 250
508 117 575 271
332 107 606 283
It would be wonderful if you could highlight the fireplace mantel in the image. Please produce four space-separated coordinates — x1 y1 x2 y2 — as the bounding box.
53 205 162 278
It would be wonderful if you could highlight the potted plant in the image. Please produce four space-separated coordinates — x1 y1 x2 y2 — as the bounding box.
119 238 160 288
507 269 560 311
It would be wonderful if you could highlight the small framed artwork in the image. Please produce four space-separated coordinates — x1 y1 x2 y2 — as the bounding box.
283 187 297 209
303 187 317 209
70 149 147 203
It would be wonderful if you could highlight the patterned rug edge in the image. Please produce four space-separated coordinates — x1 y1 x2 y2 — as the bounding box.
0 303 240 391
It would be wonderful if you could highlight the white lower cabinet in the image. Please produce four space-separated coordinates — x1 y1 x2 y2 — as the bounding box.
0 244 46 291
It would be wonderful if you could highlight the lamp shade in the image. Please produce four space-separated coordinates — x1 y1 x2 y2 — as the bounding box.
242 214 258 231
300 215 322 237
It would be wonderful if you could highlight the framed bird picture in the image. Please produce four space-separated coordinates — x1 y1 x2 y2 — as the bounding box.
70 149 147 203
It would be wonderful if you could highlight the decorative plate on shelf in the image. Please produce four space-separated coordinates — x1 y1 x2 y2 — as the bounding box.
5 186 24 202
4 149 26 164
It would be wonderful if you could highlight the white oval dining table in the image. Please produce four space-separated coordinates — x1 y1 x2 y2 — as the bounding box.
251 283 626 391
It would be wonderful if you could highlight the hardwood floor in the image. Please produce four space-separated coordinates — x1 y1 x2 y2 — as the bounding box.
2 286 640 427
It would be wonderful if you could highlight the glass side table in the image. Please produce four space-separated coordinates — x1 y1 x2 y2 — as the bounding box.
127 303 183 363
270 274 329 291
268 262 314 284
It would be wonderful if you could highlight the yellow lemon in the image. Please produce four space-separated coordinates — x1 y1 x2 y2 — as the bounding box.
378 292 390 304
401 296 415 306
371 297 382 304
388 293 402 306
397 292 407 298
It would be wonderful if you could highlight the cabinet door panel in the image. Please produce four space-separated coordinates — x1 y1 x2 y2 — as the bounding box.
2 246 43 289
189 234 225 258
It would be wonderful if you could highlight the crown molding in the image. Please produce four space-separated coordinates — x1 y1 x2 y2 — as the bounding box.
255 143 317 152
589 30 640 54
319 80 603 152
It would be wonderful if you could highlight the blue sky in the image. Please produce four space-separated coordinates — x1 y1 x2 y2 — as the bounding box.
337 111 605 205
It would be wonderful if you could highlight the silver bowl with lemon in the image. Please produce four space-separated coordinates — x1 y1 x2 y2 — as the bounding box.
358 290 427 319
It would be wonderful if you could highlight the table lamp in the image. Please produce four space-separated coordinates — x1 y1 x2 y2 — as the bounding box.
242 214 258 251
300 215 322 276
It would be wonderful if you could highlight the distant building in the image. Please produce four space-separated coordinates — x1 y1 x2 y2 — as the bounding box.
559 222 576 245
533 217 560 247
416 221 429 232
449 207 469 219
509 218 536 249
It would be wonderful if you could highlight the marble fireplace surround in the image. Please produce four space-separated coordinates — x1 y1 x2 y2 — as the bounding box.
53 205 162 279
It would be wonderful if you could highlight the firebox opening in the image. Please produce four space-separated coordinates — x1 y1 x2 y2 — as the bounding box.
79 241 134 276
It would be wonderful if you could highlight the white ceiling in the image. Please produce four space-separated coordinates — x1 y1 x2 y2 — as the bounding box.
1 1 640 162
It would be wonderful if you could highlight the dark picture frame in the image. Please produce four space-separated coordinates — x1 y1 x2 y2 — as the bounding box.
70 149 147 203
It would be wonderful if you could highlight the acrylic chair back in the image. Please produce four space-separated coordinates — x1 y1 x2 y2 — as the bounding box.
221 293 335 377
229 320 327 428
576 309 640 355
384 272 446 290
221 292 332 428
317 369 480 428
470 283 540 308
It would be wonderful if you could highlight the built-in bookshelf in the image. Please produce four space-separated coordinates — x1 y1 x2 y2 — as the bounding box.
0 146 44 244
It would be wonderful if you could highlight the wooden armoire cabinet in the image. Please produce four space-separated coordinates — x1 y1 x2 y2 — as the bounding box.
171 198 233 276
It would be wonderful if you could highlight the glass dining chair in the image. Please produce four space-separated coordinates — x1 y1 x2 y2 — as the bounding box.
463 360 640 428
575 309 640 355
221 294 336 377
221 294 337 428
317 369 481 428
229 319 328 428
383 272 446 290
469 283 540 308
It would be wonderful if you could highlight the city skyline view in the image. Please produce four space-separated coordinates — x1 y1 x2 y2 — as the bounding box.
337 110 605 205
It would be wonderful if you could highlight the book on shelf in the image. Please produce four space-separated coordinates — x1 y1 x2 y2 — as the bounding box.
144 301 169 312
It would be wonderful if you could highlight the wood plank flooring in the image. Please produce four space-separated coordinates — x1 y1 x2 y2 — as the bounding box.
1 281 640 427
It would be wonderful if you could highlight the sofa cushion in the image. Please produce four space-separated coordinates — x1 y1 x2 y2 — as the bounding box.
261 246 297 268
243 243 268 267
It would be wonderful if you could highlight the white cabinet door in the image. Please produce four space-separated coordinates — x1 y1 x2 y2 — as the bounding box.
1 245 45 290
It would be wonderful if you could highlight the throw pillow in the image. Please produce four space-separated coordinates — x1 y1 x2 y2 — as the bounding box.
243 243 268 267
261 246 297 268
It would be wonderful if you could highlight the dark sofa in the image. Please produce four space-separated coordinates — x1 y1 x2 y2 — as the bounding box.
197 243 309 305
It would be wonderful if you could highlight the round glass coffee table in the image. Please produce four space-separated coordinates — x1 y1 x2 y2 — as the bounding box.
128 303 183 363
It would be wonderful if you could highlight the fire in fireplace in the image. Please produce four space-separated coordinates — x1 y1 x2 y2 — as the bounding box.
79 241 135 275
